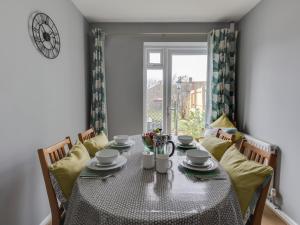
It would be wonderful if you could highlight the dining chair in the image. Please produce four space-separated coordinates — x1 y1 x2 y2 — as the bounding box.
239 139 277 225
216 129 235 142
37 137 73 225
78 128 96 143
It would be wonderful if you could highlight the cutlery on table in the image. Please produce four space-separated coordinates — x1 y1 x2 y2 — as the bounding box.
80 174 116 181
194 176 226 181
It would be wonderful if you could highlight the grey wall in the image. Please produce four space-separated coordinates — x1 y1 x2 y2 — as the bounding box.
0 0 88 224
92 23 227 139
238 0 300 223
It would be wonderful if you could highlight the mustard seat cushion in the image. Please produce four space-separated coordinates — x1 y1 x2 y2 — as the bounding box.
220 146 273 216
83 132 108 157
210 114 243 141
49 141 90 199
201 136 232 161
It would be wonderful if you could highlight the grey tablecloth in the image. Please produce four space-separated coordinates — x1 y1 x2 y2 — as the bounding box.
64 135 243 225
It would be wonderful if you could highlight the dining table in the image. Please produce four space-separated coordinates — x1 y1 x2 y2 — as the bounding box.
64 135 243 225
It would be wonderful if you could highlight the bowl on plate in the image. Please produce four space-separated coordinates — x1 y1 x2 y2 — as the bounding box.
186 149 210 164
114 135 129 145
96 149 119 164
178 135 193 145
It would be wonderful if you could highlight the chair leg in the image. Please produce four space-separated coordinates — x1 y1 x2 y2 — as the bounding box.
250 181 271 225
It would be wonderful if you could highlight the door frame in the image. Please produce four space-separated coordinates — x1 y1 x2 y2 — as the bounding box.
143 42 207 133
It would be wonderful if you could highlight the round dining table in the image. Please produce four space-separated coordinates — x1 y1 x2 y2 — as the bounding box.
64 135 243 225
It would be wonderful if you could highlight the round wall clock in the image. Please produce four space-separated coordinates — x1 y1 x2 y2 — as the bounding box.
29 12 60 59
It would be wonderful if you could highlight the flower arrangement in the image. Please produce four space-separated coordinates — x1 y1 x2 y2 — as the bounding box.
142 128 161 149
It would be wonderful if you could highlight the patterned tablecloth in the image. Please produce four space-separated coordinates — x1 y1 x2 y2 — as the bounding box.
64 135 243 225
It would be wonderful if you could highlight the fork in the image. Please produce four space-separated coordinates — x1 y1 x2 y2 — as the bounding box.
194 176 226 181
80 174 116 181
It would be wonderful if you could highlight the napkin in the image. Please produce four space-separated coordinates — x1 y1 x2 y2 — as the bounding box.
79 166 121 177
79 167 101 177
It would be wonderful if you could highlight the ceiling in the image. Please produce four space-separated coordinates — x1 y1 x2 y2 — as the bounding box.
71 0 262 23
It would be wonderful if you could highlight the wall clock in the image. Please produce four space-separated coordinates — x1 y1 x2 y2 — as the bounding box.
29 12 60 59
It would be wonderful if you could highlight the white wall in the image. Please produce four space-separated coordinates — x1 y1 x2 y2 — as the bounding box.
92 23 228 139
238 0 300 223
0 0 89 224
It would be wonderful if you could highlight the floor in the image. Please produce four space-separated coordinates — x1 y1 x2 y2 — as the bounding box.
48 206 287 225
262 206 287 225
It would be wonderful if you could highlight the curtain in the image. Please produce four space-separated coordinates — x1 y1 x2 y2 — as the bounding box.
90 28 107 134
205 28 238 125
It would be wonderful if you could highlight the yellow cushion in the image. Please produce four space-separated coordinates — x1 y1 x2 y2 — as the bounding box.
201 136 232 161
210 113 235 128
210 114 244 142
220 146 273 216
49 141 90 199
83 132 108 157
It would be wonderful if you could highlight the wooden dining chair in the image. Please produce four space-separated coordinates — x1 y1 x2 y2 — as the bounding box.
78 128 96 143
239 139 277 225
216 129 235 142
37 137 73 225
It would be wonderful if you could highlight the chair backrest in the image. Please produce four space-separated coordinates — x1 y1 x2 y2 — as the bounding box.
78 128 96 143
239 139 277 225
216 129 235 142
37 137 73 225
239 139 277 168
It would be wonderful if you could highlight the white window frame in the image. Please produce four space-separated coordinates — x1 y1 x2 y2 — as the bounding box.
143 42 208 133
146 48 164 67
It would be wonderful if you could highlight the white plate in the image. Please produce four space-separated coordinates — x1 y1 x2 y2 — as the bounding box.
177 143 197 149
180 158 218 172
95 161 117 167
184 159 211 168
109 140 134 148
87 155 127 171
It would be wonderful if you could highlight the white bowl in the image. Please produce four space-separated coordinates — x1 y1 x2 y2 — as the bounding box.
96 149 119 164
178 135 193 145
186 149 210 164
114 135 129 145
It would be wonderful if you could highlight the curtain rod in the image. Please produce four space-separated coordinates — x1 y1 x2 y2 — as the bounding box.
105 32 209 36
100 23 235 36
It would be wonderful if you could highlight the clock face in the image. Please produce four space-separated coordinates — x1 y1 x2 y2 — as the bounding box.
30 12 60 59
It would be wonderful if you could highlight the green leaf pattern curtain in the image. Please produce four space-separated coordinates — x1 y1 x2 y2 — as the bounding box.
206 28 238 124
90 28 107 134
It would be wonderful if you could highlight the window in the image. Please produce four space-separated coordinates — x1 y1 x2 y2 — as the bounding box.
149 52 161 64
147 49 163 66
145 69 164 131
143 42 208 137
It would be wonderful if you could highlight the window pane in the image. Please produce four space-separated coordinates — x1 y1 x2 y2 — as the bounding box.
170 55 207 137
145 69 163 131
149 52 161 64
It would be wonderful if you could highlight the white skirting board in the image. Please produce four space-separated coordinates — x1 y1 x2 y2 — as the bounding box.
266 200 298 225
39 213 51 225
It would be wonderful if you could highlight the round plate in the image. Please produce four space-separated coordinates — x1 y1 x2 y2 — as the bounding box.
180 159 218 172
184 159 212 168
109 140 134 149
95 161 118 167
177 143 197 149
87 155 127 171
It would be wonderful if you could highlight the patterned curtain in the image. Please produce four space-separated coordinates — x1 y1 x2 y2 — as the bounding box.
206 28 238 124
90 28 107 134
